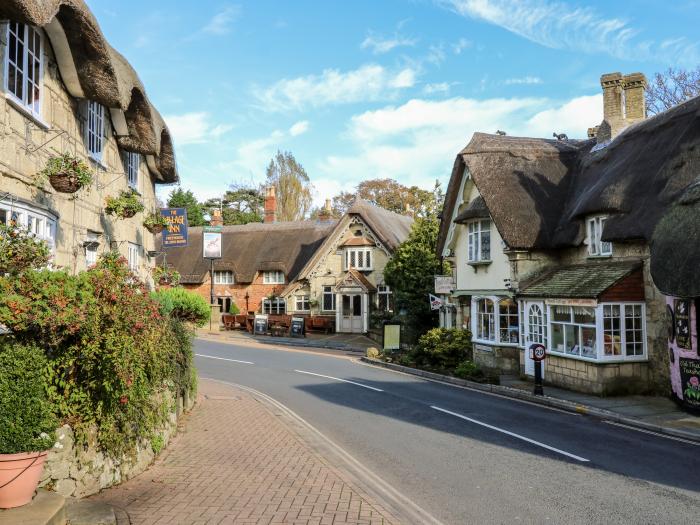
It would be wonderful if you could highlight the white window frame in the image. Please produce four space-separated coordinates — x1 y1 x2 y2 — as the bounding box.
262 270 284 284
127 242 140 272
467 219 491 262
322 285 336 312
295 295 310 312
0 199 56 253
377 285 393 312
85 231 100 267
587 216 612 257
344 247 373 271
213 270 234 285
471 296 520 346
4 22 44 118
86 100 105 162
262 297 286 314
124 151 139 189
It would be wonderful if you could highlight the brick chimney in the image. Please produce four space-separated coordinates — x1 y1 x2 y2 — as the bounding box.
596 71 647 143
623 72 647 123
264 186 276 224
210 208 223 227
318 198 332 222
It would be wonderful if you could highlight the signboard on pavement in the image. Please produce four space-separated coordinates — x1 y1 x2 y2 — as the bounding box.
290 317 305 338
254 315 268 335
161 208 188 248
434 275 455 294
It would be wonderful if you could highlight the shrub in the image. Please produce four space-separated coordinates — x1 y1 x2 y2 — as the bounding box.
0 338 56 454
366 347 380 359
150 287 210 327
454 360 485 381
0 223 51 276
228 302 240 315
411 328 472 369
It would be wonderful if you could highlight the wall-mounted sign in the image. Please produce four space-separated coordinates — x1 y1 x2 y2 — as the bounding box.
675 299 691 350
434 275 455 295
203 229 222 259
290 317 305 338
383 322 401 351
679 358 700 409
545 298 597 307
254 314 268 335
161 208 188 248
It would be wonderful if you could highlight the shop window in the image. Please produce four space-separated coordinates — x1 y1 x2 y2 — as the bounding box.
498 299 519 344
473 296 519 345
4 22 43 117
550 306 597 359
476 298 495 341
322 286 336 311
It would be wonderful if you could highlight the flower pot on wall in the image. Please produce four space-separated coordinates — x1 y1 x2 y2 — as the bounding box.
145 224 165 234
0 451 48 509
48 173 81 194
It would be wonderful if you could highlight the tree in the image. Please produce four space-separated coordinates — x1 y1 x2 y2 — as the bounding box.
331 179 444 218
202 184 264 225
167 188 206 227
646 66 700 115
265 151 313 221
383 216 449 341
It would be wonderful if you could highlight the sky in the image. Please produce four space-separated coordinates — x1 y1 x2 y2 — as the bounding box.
86 0 700 207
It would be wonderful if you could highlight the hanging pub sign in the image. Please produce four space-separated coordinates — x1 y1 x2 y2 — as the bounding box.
674 299 691 349
290 317 305 338
434 275 455 295
203 226 222 259
254 314 269 335
161 208 188 248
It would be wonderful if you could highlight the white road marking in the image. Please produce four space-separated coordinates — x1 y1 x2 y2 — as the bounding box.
195 354 254 365
294 370 384 392
431 405 590 462
603 420 700 446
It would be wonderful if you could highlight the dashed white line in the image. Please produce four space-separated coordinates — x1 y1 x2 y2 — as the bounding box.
431 405 590 462
294 370 384 392
195 354 254 365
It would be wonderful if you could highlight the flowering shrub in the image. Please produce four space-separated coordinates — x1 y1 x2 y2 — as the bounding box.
0 223 51 276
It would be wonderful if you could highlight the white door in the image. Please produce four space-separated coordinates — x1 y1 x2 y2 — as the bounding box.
340 294 363 333
523 301 546 378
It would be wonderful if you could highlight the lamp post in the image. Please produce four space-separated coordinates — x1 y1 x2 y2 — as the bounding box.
245 292 250 313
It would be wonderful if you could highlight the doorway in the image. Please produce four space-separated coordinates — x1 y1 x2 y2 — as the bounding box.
340 294 364 333
523 301 546 378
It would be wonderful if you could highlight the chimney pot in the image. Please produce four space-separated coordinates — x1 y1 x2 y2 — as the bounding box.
210 209 223 227
318 198 333 222
264 186 277 223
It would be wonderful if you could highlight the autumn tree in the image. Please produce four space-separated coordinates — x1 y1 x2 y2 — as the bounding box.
646 66 700 115
332 178 443 218
167 188 205 227
265 151 313 221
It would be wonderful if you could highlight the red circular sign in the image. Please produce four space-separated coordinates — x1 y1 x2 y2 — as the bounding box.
530 343 546 362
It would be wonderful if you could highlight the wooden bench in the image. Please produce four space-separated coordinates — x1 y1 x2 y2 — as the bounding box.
306 316 335 334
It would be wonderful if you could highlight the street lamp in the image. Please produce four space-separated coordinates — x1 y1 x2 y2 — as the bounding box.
245 292 250 313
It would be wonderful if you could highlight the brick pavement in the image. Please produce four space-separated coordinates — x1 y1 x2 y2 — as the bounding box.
92 379 398 525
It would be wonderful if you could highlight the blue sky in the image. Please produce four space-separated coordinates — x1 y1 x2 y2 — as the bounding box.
86 0 700 206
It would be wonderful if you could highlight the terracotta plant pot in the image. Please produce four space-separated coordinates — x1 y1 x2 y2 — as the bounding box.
145 224 165 234
48 173 81 194
0 451 48 509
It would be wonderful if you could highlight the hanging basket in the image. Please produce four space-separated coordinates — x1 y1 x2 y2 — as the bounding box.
120 209 138 219
145 224 165 234
48 173 81 194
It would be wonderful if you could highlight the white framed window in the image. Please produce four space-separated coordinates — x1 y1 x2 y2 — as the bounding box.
549 305 597 359
295 295 310 312
322 285 336 311
262 270 284 284
127 242 140 272
377 285 393 312
86 100 105 162
587 216 612 256
262 297 286 314
602 303 645 358
344 248 373 271
467 219 491 262
528 304 546 346
123 151 139 188
213 270 234 284
4 22 43 117
498 298 519 344
472 296 519 345
476 298 495 341
0 199 56 252
85 231 100 267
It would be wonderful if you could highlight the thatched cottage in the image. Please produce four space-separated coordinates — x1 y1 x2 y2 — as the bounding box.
437 72 700 396
0 1 177 278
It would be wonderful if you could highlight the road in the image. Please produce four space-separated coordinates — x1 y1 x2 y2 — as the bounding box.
194 337 700 524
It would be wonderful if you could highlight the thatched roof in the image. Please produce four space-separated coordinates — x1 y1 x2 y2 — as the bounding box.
346 199 413 251
454 196 489 223
164 221 336 284
1 1 177 182
650 178 700 297
438 95 700 255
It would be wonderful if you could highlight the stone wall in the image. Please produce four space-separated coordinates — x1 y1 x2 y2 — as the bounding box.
473 344 519 374
39 388 195 499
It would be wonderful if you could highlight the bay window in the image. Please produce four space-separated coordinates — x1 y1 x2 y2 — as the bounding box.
322 285 336 311
498 299 519 344
4 22 43 117
345 248 372 271
476 298 495 341
550 306 597 358
473 296 520 345
262 297 286 314
0 199 56 252
467 220 491 262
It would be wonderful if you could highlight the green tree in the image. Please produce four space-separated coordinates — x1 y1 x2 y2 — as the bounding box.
167 188 206 227
202 184 264 225
332 179 443 218
265 150 313 221
383 216 449 340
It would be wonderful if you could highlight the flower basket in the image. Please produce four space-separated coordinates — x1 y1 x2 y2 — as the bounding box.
145 223 165 234
48 173 81 193
105 189 145 219
143 212 169 234
38 153 93 194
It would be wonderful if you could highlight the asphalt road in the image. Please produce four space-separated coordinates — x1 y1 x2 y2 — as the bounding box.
194 338 700 524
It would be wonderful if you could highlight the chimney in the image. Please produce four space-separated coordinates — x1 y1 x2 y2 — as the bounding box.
210 208 223 227
597 71 647 143
318 198 332 222
623 72 647 123
264 186 276 224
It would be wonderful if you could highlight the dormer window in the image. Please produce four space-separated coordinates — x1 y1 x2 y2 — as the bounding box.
263 270 284 284
4 22 43 118
467 220 491 262
587 216 612 257
86 100 105 162
345 247 372 271
214 271 234 284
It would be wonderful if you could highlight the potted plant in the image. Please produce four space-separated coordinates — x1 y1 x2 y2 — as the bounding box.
36 153 94 194
0 223 51 276
0 339 56 509
152 265 181 286
143 212 169 234
105 189 145 219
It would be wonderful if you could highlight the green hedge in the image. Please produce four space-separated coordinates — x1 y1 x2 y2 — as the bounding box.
411 328 473 369
150 287 210 327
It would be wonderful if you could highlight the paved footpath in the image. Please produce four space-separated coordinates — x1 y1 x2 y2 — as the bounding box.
92 379 398 525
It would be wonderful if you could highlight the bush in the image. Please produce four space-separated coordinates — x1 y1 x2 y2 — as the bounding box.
150 287 210 327
228 302 240 315
0 223 51 276
411 328 472 369
0 338 56 454
366 347 380 359
454 360 485 381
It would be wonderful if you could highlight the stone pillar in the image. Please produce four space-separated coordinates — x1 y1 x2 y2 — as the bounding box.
600 72 624 141
623 72 647 124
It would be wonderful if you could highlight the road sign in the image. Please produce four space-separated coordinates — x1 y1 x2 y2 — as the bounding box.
530 343 546 362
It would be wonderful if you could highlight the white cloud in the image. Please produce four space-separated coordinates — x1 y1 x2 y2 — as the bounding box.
423 82 452 94
164 112 233 146
203 5 240 35
289 120 310 136
504 76 543 85
361 32 417 54
452 37 472 54
255 64 418 111
439 0 700 64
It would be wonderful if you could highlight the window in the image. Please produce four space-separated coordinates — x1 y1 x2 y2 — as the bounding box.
476 298 495 341
603 304 645 357
587 216 612 256
498 299 519 344
528 304 546 346
322 286 336 311
86 100 105 161
217 297 232 315
263 270 284 284
85 231 100 267
550 306 597 359
124 151 139 188
345 248 373 271
214 271 234 284
127 243 140 272
467 220 491 262
377 285 393 312
472 296 519 345
5 22 43 116
0 200 56 252
295 295 310 311
262 297 286 314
